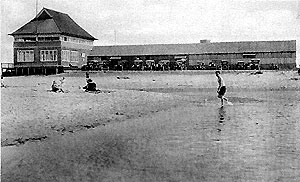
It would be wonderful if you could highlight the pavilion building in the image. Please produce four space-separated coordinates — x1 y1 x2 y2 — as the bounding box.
89 40 296 70
9 8 97 75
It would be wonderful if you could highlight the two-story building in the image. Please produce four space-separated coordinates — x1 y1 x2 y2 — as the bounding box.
9 8 97 75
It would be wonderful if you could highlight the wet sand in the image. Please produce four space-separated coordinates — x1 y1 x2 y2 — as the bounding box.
1 70 300 181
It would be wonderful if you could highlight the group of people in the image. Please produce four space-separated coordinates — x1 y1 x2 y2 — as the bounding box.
51 71 229 107
51 72 97 93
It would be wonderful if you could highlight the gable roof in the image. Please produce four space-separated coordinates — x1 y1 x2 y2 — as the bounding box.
90 40 296 56
10 8 97 40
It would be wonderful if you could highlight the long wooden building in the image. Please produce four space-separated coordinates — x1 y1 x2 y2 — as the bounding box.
89 40 296 70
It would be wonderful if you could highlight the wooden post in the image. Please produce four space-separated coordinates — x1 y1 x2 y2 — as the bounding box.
21 68 24 75
28 67 30 75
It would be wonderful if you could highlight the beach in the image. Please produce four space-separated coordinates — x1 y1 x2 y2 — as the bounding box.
1 70 300 181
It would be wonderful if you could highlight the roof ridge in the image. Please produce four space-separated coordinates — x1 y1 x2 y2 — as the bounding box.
92 40 296 47
42 7 68 15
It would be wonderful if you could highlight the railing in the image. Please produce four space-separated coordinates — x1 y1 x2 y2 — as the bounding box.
1 63 14 69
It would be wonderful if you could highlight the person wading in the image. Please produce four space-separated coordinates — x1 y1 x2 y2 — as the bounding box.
215 71 231 107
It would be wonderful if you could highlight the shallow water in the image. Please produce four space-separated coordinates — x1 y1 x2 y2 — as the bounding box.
137 90 300 181
2 73 300 181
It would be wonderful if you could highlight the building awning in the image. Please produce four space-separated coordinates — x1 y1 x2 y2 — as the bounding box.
134 59 143 63
110 57 121 60
159 60 170 64
176 58 186 63
243 54 256 56
146 60 155 63
174 56 187 59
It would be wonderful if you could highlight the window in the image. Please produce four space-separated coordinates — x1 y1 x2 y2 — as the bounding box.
61 35 93 45
210 54 218 59
17 50 34 62
281 52 289 58
272 53 280 58
62 50 70 62
38 37 59 41
70 51 79 62
243 54 256 58
23 37 36 42
228 54 235 59
263 53 270 58
15 38 24 42
236 54 243 59
40 50 57 61
291 52 295 58
255 53 263 58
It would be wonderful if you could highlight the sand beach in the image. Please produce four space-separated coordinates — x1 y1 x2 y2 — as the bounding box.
1 70 300 181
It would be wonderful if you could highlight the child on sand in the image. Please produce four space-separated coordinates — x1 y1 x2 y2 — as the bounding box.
83 79 97 92
215 71 230 107
59 77 65 92
51 80 64 93
51 81 60 92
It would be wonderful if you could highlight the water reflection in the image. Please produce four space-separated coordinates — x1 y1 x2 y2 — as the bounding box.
218 107 226 124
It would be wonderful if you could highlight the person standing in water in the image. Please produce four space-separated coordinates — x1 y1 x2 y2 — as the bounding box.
215 71 229 107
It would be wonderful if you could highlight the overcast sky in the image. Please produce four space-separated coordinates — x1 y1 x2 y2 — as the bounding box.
1 0 299 64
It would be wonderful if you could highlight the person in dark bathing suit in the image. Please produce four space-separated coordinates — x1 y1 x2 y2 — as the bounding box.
215 71 229 107
83 79 97 92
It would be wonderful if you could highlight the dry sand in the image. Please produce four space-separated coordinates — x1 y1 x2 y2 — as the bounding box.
1 70 300 181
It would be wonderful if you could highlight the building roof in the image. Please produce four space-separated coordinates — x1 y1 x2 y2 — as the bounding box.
90 40 296 56
10 8 97 40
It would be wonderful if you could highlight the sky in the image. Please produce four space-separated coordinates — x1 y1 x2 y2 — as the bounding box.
1 0 299 65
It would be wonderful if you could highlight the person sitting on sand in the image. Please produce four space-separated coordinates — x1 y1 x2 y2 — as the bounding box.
51 81 60 92
59 77 65 92
215 71 229 107
1 75 5 88
83 79 97 92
